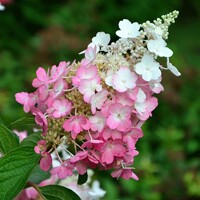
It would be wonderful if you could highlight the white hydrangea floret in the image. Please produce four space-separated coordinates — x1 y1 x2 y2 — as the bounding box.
92 32 111 47
167 58 181 76
116 19 140 38
0 3 5 11
135 88 146 115
135 54 161 82
79 32 110 54
89 180 106 199
147 38 173 57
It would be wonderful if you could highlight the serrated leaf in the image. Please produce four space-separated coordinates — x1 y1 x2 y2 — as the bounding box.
0 146 41 200
28 165 51 185
0 122 19 155
40 185 81 200
20 131 42 147
77 172 88 185
9 116 36 127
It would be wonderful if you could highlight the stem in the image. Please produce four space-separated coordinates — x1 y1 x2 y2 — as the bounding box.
63 87 75 92
53 145 63 164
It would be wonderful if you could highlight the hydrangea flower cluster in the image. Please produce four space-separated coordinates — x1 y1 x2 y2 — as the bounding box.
16 11 180 181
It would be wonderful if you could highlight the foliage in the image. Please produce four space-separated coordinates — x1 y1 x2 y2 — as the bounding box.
0 0 200 199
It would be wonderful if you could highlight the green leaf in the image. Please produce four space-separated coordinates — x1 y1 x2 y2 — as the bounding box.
40 185 81 200
0 146 41 200
77 172 88 185
0 122 19 155
28 165 51 185
9 116 36 127
21 131 42 147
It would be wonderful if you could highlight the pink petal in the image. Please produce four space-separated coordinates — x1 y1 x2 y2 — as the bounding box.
40 153 52 171
15 92 29 105
101 149 114 164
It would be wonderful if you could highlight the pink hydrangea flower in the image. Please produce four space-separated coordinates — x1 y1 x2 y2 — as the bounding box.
50 163 73 179
101 140 126 164
15 92 30 113
101 127 122 140
63 116 90 139
32 67 49 88
89 111 106 133
31 108 48 135
34 140 47 154
90 90 109 114
123 128 143 156
78 78 102 103
111 168 139 180
38 86 49 101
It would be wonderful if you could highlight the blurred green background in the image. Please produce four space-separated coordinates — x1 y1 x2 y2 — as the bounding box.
0 0 200 199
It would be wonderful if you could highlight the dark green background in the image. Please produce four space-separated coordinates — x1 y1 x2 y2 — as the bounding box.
0 0 200 199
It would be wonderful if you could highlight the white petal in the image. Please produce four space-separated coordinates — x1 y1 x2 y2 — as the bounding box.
158 47 173 57
151 68 161 80
116 30 128 38
142 71 152 82
119 19 132 30
142 53 154 64
135 62 146 75
167 62 181 76
136 89 146 103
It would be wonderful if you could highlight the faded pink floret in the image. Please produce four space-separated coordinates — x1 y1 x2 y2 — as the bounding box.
49 61 70 83
112 66 137 92
90 90 109 114
89 111 106 133
84 46 97 62
135 96 158 120
52 99 72 118
78 78 102 103
115 92 134 106
107 103 132 132
50 79 68 99
72 64 98 86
